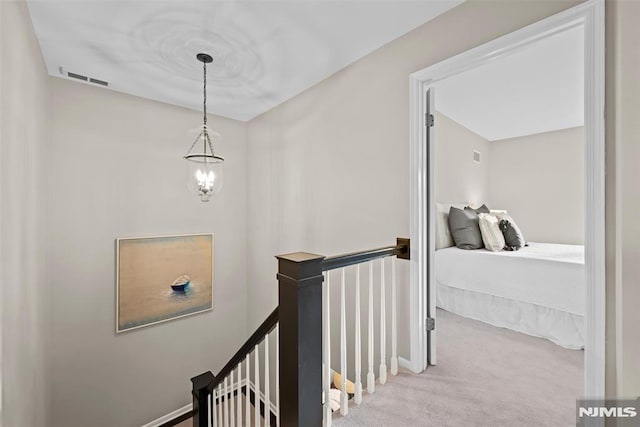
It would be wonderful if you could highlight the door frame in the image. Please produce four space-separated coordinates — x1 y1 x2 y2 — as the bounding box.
407 0 605 401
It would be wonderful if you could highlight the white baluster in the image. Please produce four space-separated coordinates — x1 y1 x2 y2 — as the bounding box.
212 387 217 427
275 325 280 427
354 265 363 404
254 344 260 427
237 362 242 426
265 335 270 426
323 272 332 425
340 268 348 415
245 356 251 427
230 370 235 427
367 262 375 394
217 384 223 427
224 376 230 427
391 257 398 376
379 258 387 385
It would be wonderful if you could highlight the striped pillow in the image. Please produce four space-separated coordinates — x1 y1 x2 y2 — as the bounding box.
477 213 505 252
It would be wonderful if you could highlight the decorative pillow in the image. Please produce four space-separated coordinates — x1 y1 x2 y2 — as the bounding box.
465 204 490 215
494 212 526 250
448 207 484 250
435 203 465 249
477 213 505 252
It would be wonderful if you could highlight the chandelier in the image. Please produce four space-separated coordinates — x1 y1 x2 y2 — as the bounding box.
184 53 224 202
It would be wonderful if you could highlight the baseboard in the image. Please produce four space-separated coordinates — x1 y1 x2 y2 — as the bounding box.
140 403 192 427
140 379 278 427
399 356 421 373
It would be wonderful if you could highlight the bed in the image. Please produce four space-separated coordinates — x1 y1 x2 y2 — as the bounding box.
435 242 585 349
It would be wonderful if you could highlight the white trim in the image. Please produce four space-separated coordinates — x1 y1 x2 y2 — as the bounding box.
426 88 436 368
582 0 606 402
407 72 425 374
138 377 278 427
140 403 192 427
398 356 416 372
408 0 606 403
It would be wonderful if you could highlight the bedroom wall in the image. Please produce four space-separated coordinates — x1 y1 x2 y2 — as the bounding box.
489 127 584 245
47 78 248 427
434 111 491 207
0 1 49 426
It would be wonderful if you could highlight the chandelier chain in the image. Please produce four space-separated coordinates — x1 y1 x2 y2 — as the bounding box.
184 53 221 159
203 60 207 127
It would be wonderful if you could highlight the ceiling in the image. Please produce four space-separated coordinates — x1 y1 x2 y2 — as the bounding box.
28 0 462 122
436 25 584 141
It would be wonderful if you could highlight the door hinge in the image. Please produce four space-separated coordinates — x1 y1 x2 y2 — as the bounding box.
425 114 434 127
425 317 435 332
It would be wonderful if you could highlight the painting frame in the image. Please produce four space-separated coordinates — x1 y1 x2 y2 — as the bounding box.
115 232 214 333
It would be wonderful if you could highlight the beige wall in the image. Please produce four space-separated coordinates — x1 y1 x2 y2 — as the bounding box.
435 109 584 245
434 111 491 207
0 1 49 426
608 0 640 399
489 127 584 245
47 78 249 427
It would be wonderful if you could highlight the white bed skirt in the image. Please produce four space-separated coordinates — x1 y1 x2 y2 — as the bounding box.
436 283 585 350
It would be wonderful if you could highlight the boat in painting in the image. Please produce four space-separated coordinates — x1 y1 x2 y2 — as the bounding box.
170 274 190 291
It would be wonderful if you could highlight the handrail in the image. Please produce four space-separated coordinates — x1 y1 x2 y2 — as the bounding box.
322 238 410 272
207 306 279 392
191 238 410 426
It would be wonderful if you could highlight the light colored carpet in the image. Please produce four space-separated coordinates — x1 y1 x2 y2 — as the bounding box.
333 309 583 427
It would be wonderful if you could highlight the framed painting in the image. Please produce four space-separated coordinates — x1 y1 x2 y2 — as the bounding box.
116 233 213 333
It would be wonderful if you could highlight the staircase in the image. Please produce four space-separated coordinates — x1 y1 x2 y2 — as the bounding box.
190 238 410 427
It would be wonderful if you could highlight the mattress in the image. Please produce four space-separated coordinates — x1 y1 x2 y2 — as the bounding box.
435 242 585 315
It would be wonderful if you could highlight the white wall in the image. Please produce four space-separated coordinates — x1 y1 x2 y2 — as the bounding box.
0 1 49 426
434 111 491 207
489 127 584 245
47 78 248 427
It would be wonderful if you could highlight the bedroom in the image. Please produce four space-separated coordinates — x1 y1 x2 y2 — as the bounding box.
431 24 585 420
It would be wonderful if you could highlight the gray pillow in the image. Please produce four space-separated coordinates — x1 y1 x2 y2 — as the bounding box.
499 219 525 251
465 204 490 214
448 207 484 249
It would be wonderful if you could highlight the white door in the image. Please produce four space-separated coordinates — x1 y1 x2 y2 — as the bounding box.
425 86 436 368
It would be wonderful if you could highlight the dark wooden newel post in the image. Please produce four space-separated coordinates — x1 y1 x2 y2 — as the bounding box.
191 370 214 427
276 252 325 427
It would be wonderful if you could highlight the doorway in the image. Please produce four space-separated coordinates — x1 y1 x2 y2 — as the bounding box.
407 0 605 402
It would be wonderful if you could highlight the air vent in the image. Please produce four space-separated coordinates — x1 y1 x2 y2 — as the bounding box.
473 150 481 163
67 72 88 81
89 78 108 86
59 67 109 87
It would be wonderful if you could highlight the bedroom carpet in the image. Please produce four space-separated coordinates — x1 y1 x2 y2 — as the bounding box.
332 309 583 427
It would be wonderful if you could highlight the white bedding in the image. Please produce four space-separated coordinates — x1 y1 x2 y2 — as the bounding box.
436 242 585 315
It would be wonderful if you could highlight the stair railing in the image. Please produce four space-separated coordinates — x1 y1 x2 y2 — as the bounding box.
321 238 409 425
191 238 409 427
